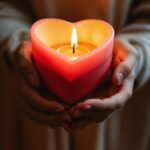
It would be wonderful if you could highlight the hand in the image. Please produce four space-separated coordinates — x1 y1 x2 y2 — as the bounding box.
4 30 71 128
70 40 138 131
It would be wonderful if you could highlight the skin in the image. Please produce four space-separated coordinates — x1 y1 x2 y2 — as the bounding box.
5 31 138 131
4 31 71 128
69 40 138 131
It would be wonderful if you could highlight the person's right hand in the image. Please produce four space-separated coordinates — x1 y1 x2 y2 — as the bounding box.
4 30 71 128
69 40 138 131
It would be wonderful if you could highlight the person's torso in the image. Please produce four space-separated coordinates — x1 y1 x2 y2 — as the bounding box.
28 0 134 31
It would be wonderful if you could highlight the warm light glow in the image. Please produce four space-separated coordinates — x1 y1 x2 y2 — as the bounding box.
71 28 78 50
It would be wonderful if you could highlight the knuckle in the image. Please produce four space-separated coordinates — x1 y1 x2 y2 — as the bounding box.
119 63 131 77
21 41 27 48
127 89 133 97
126 90 132 99
130 72 136 80
123 64 131 74
17 42 29 57
17 46 25 57
115 99 124 108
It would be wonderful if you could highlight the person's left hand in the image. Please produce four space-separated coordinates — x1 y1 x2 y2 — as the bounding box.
69 40 138 131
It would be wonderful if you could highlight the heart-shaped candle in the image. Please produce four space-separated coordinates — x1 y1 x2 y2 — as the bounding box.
30 19 114 105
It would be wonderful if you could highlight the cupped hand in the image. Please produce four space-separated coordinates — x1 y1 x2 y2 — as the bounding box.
4 30 71 128
70 40 139 131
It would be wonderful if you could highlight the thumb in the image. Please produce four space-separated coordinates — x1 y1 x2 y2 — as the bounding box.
112 41 138 86
16 41 40 88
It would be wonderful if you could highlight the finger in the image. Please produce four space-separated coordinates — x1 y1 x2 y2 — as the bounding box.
21 100 63 128
20 78 64 113
113 40 128 68
16 41 40 88
73 107 111 123
107 86 119 97
79 72 135 111
113 41 138 86
70 102 83 116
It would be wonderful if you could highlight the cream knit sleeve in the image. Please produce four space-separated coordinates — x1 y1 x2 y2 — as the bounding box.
0 1 31 45
116 0 150 89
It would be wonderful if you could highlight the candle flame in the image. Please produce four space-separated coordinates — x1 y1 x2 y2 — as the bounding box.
71 28 78 50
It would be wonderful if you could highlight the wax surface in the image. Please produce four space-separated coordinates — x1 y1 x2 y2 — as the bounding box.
31 19 114 105
52 42 96 60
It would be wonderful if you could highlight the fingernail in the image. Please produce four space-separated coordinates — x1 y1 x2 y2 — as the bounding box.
28 74 35 87
117 73 124 85
83 105 92 110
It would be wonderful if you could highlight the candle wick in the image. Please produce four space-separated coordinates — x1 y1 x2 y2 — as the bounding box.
73 45 75 54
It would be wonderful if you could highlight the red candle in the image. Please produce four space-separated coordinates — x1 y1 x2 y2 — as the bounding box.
30 19 114 105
